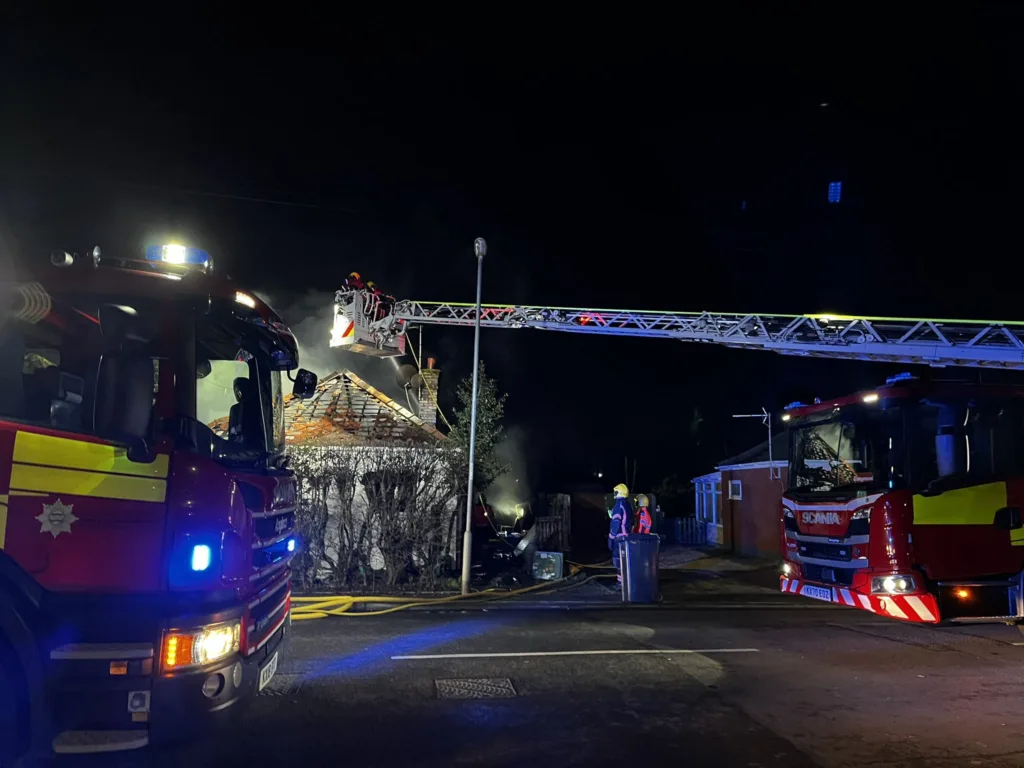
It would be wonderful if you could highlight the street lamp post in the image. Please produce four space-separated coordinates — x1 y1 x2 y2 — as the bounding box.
460 237 487 595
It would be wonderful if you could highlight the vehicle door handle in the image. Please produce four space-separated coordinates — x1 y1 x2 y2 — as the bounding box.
994 507 1022 531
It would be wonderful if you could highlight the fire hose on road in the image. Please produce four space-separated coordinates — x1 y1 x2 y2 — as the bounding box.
289 564 621 620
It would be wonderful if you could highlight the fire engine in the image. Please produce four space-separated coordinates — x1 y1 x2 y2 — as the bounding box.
779 374 1024 625
330 288 1024 627
0 245 316 762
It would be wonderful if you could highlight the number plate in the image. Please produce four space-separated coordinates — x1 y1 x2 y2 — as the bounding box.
800 585 833 602
258 652 279 692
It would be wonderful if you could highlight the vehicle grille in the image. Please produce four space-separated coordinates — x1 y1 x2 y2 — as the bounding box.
247 574 290 654
252 510 296 571
797 540 853 562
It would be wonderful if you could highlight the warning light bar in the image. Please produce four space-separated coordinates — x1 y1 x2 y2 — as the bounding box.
145 244 213 271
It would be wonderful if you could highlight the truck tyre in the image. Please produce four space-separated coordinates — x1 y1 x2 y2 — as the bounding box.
0 633 27 766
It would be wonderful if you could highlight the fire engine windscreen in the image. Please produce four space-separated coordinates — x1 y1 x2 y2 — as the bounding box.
790 407 896 494
196 354 285 457
194 303 287 460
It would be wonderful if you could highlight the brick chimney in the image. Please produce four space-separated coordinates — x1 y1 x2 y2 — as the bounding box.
417 357 440 428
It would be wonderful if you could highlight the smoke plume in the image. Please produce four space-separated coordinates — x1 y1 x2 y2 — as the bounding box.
486 425 532 516
257 290 413 405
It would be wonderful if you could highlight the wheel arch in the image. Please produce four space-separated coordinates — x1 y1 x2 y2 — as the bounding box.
0 550 50 761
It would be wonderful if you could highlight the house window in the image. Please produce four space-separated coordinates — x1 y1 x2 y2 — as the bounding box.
828 181 842 203
728 479 743 500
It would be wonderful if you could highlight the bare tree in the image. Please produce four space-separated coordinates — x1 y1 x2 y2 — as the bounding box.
291 440 459 592
290 445 358 590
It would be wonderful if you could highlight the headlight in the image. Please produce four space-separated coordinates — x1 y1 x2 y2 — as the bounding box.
782 562 793 576
163 621 240 671
871 574 916 595
851 507 872 521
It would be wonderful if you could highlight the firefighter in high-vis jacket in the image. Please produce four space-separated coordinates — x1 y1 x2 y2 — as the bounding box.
634 494 652 535
609 483 634 583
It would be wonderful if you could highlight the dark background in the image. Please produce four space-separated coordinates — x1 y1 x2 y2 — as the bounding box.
2 9 1022 497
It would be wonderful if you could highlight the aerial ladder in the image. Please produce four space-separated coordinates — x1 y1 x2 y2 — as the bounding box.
331 289 1024 370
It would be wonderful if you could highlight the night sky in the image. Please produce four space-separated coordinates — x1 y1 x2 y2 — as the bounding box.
3 10 1023 496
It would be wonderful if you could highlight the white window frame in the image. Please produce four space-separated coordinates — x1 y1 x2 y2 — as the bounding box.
728 479 742 500
694 479 721 525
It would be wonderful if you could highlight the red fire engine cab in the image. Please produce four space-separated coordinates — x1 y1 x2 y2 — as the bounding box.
0 245 317 761
780 373 1024 626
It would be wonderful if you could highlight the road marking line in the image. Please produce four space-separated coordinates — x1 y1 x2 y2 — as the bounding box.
391 648 759 660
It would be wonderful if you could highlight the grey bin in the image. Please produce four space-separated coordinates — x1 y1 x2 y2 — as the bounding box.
618 534 660 603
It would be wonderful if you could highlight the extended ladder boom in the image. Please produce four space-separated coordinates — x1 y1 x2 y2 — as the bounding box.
330 291 1024 369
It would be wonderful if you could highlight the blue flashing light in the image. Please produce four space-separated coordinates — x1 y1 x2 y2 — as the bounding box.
885 372 918 386
146 244 211 268
784 401 807 411
287 538 296 553
191 544 212 572
828 181 842 203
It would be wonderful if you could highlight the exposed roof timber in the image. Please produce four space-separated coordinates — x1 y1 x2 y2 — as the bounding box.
283 369 443 445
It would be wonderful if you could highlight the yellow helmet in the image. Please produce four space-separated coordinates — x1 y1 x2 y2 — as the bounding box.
636 493 649 507
613 483 629 498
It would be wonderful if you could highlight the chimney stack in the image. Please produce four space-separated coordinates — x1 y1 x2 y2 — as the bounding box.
418 358 440 428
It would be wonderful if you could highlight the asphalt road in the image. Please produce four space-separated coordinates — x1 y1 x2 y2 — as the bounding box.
112 571 1024 767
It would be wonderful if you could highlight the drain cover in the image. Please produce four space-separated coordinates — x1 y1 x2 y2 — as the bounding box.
435 678 517 700
260 674 304 697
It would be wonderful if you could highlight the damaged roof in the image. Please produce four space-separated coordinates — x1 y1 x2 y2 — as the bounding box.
283 370 444 446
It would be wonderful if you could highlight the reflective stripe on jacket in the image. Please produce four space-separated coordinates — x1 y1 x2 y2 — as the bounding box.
634 506 652 534
609 497 633 539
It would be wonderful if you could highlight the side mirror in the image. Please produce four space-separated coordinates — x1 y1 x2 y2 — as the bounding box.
994 507 1022 531
291 368 318 399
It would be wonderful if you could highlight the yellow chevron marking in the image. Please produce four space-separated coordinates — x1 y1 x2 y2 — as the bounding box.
0 503 7 549
13 432 169 479
10 464 166 504
913 482 1007 526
